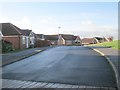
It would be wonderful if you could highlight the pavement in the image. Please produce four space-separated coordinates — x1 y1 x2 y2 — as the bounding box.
1 79 117 89
88 46 119 75
2 46 117 88
88 46 119 89
1 46 54 66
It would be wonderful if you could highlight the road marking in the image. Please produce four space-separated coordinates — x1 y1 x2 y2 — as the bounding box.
35 50 42 52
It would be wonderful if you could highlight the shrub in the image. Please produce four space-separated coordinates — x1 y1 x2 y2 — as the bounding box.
2 40 14 52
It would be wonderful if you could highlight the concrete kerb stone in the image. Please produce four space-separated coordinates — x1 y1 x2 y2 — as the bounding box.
88 47 119 90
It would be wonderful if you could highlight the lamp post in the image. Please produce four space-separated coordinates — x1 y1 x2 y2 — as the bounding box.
58 27 61 45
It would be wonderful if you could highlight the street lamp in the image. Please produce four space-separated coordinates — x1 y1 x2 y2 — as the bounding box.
58 27 61 45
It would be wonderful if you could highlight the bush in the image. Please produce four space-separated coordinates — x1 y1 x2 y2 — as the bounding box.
2 40 14 52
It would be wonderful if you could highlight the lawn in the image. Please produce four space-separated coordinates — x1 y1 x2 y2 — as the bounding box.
91 40 120 50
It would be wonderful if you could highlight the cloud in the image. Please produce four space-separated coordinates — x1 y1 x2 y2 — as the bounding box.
0 17 118 39
80 20 95 25
60 20 118 39
41 19 49 23
21 17 31 25
32 16 60 34
0 16 32 29
0 17 10 23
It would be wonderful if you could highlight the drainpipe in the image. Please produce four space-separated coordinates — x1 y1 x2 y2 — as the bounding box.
18 35 21 49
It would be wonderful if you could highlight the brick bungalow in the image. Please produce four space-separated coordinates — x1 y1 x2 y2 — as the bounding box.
45 35 58 45
35 34 51 47
45 34 82 46
73 35 82 45
1 23 23 50
82 37 99 45
1 23 35 50
94 37 112 43
61 34 82 45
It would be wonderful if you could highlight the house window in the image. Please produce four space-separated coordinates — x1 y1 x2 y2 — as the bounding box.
30 37 34 45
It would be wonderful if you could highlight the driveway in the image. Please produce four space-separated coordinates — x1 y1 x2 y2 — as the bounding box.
2 46 116 87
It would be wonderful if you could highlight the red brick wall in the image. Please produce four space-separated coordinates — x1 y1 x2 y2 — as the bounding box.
3 36 22 50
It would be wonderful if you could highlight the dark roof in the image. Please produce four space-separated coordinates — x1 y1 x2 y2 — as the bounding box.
1 23 22 36
73 36 77 40
61 34 74 40
45 35 58 40
21 29 32 36
34 33 38 38
45 34 78 41
94 37 104 40
36 34 44 38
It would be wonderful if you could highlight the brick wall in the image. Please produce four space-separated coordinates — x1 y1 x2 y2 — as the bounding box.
35 39 51 47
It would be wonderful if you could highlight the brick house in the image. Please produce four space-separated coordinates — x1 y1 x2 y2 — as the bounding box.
1 23 35 50
45 35 58 45
94 37 112 43
82 38 99 45
45 34 82 46
61 34 82 45
61 34 74 45
1 23 23 50
21 29 35 48
35 34 51 47
73 36 82 45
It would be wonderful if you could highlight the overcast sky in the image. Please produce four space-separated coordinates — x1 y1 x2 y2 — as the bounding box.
0 2 118 39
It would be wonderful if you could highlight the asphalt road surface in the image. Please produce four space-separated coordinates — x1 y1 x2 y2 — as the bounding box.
2 46 116 87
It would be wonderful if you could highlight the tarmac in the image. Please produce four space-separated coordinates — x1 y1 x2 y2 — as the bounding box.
2 46 54 66
1 46 119 89
2 46 117 88
88 46 119 90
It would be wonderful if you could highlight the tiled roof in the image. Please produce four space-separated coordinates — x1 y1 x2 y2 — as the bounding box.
61 34 74 40
82 38 96 44
21 29 32 36
36 34 44 38
45 35 58 40
73 36 77 40
45 34 80 41
1 23 22 36
1 23 33 36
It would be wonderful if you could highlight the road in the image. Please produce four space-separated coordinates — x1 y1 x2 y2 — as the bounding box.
2 46 116 87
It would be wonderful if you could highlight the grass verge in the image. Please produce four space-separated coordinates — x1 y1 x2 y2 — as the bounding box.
90 40 120 50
